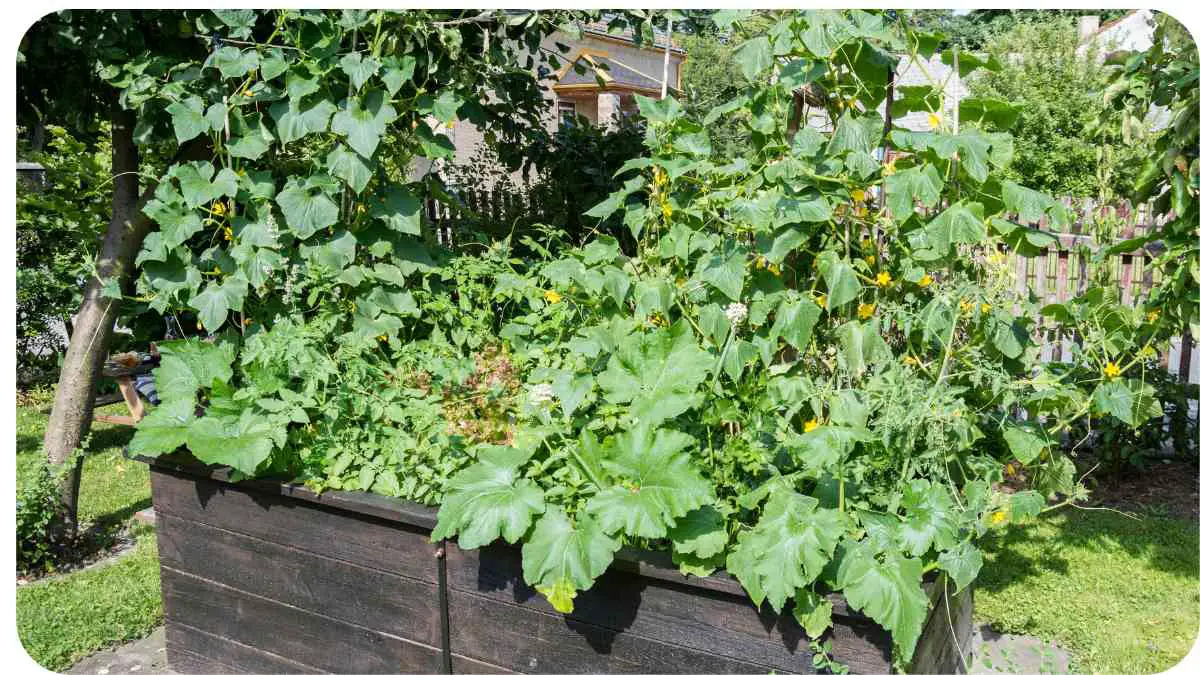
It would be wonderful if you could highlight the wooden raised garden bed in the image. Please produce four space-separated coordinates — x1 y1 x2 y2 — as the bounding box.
139 454 973 674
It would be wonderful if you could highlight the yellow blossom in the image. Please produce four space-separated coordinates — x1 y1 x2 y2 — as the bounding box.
803 419 821 433
544 289 562 304
356 203 367 214
981 302 992 314
857 303 875 320
918 274 933 288
210 201 227 217
882 160 897 177
378 334 388 342
213 265 222 275
865 255 876 266
960 300 975 315
814 295 827 309
243 317 253 326
851 189 867 204
768 263 781 276
654 168 667 187
927 112 941 129
861 236 874 250
662 202 673 219
241 88 255 97
1006 463 1017 477
446 119 456 129
903 355 919 366
1146 309 1160 322
222 226 233 241
875 271 892 288
756 256 767 269
991 510 1007 525
1103 362 1121 379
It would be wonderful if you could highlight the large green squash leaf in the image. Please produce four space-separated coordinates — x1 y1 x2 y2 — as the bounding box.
897 479 958 557
836 541 930 663
585 423 714 539
668 505 728 559
431 446 546 548
188 409 275 475
128 399 195 457
728 489 848 612
154 339 236 403
331 90 398 158
522 506 620 614
596 322 715 426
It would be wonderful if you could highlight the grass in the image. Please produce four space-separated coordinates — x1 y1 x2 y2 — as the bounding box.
16 528 163 671
16 389 161 670
975 508 1200 673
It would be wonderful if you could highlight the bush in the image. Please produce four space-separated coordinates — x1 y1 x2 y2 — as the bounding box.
17 455 76 575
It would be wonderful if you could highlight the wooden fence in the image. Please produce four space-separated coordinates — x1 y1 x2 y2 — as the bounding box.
1003 196 1195 387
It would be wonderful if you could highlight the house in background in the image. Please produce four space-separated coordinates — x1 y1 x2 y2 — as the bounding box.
424 19 685 186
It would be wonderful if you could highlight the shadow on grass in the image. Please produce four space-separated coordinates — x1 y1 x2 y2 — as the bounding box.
976 508 1199 594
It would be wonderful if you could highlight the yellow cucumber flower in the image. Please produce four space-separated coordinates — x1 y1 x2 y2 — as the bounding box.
544 289 562 304
917 274 933 288
1103 362 1121 379
857 303 875 320
803 419 821 433
874 271 892 288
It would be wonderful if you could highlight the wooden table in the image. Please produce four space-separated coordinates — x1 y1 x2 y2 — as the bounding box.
94 362 155 426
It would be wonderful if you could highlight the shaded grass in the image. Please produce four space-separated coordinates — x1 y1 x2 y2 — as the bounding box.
975 509 1200 673
16 391 160 670
16 529 162 671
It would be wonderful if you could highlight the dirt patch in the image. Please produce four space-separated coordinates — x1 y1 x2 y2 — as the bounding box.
1083 458 1199 520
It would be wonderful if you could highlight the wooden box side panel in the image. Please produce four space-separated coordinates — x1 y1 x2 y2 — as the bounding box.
445 541 893 674
150 468 447 673
910 581 974 674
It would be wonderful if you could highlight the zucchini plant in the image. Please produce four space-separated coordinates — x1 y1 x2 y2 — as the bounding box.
121 9 1167 667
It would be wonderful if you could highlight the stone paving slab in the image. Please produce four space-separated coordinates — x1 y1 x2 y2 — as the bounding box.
971 624 1072 674
67 627 169 675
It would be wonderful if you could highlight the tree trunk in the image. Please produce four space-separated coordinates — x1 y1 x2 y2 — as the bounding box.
42 106 209 531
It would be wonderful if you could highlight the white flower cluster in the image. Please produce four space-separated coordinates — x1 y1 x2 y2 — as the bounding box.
724 302 748 326
529 383 555 405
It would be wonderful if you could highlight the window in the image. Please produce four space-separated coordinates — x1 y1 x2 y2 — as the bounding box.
557 100 576 126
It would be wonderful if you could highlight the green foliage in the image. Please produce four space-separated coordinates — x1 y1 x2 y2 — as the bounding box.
970 14 1148 199
17 453 77 574
122 9 1164 667
17 530 162 671
1094 12 1199 343
16 127 112 382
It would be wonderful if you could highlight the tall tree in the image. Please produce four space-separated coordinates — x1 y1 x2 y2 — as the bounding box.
18 10 209 530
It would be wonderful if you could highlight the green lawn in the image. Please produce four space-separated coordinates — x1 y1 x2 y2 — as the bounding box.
17 528 162 671
976 509 1200 673
16 390 161 671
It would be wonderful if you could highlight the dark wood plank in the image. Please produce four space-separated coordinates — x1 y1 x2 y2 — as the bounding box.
909 583 973 674
448 587 777 673
166 622 322 674
162 568 444 673
145 456 439 530
446 543 894 674
156 512 439 644
150 469 438 582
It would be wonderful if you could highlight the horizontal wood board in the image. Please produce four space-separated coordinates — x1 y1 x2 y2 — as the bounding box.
147 456 967 674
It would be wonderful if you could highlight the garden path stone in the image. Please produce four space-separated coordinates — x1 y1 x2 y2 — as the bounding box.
67 627 170 675
971 624 1071 674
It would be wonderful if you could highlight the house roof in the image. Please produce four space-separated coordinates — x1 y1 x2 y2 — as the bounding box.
557 54 663 91
583 16 685 53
